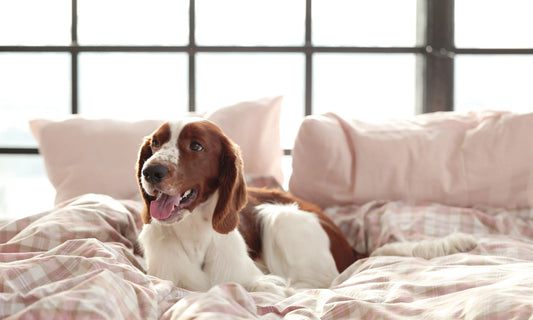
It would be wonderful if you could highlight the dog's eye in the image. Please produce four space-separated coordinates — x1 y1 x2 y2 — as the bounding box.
152 138 160 149
189 141 204 152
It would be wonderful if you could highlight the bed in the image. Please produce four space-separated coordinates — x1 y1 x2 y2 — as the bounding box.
1 97 533 319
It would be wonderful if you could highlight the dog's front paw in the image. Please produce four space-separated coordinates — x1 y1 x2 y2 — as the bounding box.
444 233 478 254
248 275 295 297
372 233 478 259
411 232 478 259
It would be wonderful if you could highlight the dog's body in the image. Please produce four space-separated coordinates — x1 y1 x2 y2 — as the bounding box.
137 118 355 296
137 118 477 296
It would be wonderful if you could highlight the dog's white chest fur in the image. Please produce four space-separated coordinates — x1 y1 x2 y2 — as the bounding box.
139 194 218 290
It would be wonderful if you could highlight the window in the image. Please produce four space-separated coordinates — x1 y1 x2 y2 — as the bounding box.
455 55 533 112
454 0 533 112
313 53 417 121
312 0 418 47
455 0 533 49
195 0 305 46
1 0 532 220
77 0 189 46
0 0 71 45
195 52 305 148
78 53 189 118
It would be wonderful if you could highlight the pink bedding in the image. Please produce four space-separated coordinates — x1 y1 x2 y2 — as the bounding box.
1 194 533 319
290 111 533 209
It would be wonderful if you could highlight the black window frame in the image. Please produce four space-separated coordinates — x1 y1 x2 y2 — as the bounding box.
2 0 532 157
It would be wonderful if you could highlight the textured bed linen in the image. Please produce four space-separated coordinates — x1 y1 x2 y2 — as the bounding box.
1 195 533 319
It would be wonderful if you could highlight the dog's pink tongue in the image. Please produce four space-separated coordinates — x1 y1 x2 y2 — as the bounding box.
150 194 181 219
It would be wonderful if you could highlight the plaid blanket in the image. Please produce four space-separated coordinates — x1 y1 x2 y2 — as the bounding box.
1 194 533 319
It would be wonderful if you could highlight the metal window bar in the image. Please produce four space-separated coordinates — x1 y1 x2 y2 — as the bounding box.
188 0 196 111
71 0 78 114
420 0 455 113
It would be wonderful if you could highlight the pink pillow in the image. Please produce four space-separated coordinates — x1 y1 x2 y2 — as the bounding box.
289 110 533 208
30 96 283 204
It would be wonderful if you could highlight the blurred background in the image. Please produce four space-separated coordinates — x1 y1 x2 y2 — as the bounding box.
1 0 532 220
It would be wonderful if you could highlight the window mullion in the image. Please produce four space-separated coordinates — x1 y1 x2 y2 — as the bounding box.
188 0 196 112
71 0 78 114
420 0 455 113
305 0 312 116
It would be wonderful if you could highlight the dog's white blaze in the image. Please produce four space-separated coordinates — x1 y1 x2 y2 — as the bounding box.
144 117 204 167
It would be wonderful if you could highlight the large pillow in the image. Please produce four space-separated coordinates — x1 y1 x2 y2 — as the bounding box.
30 96 283 204
289 110 533 208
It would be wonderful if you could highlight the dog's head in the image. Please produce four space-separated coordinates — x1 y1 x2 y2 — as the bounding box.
136 118 247 233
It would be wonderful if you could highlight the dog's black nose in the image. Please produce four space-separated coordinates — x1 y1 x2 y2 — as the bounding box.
143 164 168 184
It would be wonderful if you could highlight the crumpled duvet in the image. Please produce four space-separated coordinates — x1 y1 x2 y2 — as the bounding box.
1 194 532 319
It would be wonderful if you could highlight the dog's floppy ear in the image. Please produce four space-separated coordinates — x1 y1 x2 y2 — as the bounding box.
137 137 154 224
212 135 247 234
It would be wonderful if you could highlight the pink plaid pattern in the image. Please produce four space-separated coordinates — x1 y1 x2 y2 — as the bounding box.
326 201 533 258
0 194 185 319
2 195 533 319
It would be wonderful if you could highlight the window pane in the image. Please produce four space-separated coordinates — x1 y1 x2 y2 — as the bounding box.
196 0 305 46
313 54 417 121
196 53 305 149
313 0 417 47
78 0 188 45
0 53 70 147
0 155 55 221
455 55 533 113
0 0 71 45
455 0 533 48
79 53 188 119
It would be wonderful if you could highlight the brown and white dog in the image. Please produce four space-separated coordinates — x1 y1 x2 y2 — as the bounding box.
136 118 356 296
